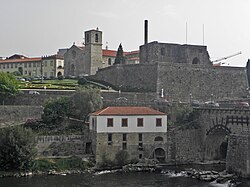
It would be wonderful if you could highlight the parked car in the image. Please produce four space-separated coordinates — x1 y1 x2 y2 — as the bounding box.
204 101 219 108
191 100 201 107
235 102 249 109
29 90 40 95
115 97 128 101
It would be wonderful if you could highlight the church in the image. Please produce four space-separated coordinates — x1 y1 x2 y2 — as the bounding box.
64 28 139 76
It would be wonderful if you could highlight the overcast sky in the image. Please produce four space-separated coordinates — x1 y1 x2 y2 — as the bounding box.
1 0 250 66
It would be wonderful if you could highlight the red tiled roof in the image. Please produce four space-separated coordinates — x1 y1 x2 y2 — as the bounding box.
124 50 139 55
0 57 42 64
91 106 166 116
102 49 117 57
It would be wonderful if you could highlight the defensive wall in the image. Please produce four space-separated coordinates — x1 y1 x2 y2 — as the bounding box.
92 63 248 102
226 132 250 178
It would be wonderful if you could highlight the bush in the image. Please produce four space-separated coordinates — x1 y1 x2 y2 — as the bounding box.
78 77 87 85
58 75 64 80
0 126 37 171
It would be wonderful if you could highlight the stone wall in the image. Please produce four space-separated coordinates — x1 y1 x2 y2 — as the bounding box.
36 135 88 157
226 133 250 177
91 64 158 92
95 132 167 163
157 63 248 102
0 105 43 126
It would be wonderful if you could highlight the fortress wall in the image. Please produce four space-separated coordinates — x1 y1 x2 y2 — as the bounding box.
92 64 158 92
157 63 248 102
226 133 250 177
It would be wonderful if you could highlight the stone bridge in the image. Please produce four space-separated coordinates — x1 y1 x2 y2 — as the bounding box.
194 107 250 161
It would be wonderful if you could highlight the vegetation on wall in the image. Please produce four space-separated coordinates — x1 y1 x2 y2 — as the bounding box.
0 126 37 171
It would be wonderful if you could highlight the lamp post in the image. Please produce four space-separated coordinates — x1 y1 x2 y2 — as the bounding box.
189 93 192 105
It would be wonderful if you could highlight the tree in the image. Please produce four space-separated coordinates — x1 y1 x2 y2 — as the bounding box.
114 43 125 65
69 88 103 120
0 72 19 101
0 126 37 171
41 97 71 129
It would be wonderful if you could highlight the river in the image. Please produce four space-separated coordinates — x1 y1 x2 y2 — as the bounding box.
0 165 249 187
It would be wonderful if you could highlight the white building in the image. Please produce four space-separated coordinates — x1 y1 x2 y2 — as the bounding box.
89 106 168 163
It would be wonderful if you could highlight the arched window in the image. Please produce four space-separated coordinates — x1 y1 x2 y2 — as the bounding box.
192 57 200 64
154 136 163 142
95 33 99 43
71 64 75 75
108 58 112 65
161 48 165 56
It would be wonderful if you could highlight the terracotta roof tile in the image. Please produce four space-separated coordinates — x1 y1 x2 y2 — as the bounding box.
0 57 42 64
102 49 117 57
91 106 166 116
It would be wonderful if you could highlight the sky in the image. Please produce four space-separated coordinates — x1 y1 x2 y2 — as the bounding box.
1 0 250 67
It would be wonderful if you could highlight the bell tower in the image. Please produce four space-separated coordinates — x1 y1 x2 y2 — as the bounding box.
84 28 103 75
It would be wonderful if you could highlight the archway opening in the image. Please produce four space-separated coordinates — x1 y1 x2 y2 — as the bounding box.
192 57 200 64
154 148 165 162
57 71 62 77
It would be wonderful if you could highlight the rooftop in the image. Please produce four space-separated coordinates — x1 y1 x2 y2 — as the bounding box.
91 106 166 116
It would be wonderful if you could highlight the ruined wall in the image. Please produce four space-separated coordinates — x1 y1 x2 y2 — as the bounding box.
91 64 158 92
226 133 250 178
157 63 248 102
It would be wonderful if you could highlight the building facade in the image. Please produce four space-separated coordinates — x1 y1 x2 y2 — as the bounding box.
89 106 168 163
0 54 64 78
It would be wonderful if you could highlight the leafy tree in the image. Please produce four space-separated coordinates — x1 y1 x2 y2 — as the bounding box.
114 43 125 65
41 97 71 129
0 72 19 101
69 88 103 120
78 77 87 85
0 126 37 171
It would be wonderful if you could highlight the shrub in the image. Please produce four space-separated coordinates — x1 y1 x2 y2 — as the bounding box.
78 77 87 85
58 75 64 80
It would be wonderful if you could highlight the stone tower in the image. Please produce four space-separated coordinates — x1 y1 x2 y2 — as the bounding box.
84 28 103 75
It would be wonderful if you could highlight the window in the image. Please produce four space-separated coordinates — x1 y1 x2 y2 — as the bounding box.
24 70 27 74
50 60 53 66
156 118 162 127
139 154 143 159
0 64 1 69
122 143 127 150
7 64 9 68
122 118 128 127
3 64 5 69
29 63 31 67
123 134 127 141
108 134 112 145
24 63 27 68
86 34 90 43
95 33 99 43
108 58 112 65
154 136 164 142
33 63 36 67
137 118 143 127
15 63 17 68
138 133 142 142
107 118 113 127
161 48 165 56
44 61 47 67
138 142 143 150
10 64 13 68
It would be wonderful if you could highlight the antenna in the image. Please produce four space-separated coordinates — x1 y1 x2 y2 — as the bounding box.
202 24 205 46
185 22 188 44
105 42 109 50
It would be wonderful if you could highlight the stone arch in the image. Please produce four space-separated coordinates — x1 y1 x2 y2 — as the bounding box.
154 136 163 142
204 117 231 161
57 71 62 77
154 148 165 162
192 57 200 64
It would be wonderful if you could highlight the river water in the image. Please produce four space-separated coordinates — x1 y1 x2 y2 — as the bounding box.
0 165 249 187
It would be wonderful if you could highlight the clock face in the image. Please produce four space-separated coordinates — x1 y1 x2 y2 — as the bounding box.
72 50 76 59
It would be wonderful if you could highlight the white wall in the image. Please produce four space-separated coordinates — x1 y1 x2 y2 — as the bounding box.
90 115 167 133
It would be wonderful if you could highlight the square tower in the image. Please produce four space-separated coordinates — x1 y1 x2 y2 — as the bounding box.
84 28 103 75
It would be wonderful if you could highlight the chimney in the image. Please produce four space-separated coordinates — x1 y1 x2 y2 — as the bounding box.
144 20 148 44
